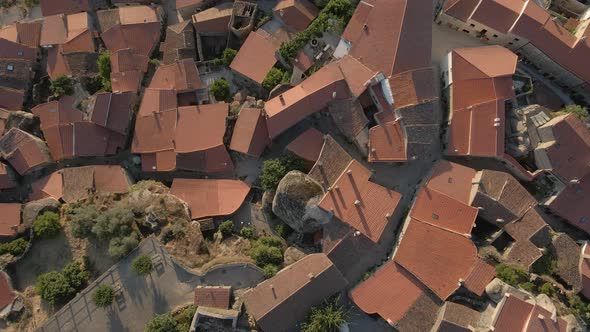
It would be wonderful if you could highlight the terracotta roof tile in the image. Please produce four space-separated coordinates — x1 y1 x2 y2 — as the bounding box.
436 302 481 331
463 258 496 296
170 178 250 220
273 0 319 31
327 98 368 137
548 173 590 234
192 3 233 34
0 162 15 190
350 261 427 326
32 96 84 131
90 91 134 135
243 254 347 332
286 127 324 163
230 30 280 85
30 171 64 201
0 203 21 237
41 0 90 17
470 0 526 34
132 108 177 154
394 220 477 300
318 160 402 243
505 240 543 268
111 70 143 93
368 120 407 162
308 135 353 190
389 67 438 109
174 104 227 153
111 48 149 73
149 59 203 91
194 286 231 309
229 107 270 157
0 272 16 311
0 128 52 175
443 0 480 21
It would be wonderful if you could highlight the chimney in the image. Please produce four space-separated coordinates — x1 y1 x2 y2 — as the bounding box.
363 24 368 31
308 273 315 280
354 199 361 206
347 169 353 175
279 94 285 106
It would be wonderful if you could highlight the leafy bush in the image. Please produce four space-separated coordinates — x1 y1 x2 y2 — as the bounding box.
62 262 90 290
539 283 555 296
213 58 223 66
250 244 283 267
302 296 349 332
0 238 29 256
560 104 588 121
258 236 284 249
131 254 154 276
92 206 135 240
50 75 74 98
92 284 114 308
532 253 557 276
219 220 234 238
36 271 74 306
145 313 179 332
108 233 139 258
210 78 230 101
496 264 529 286
174 305 196 331
222 48 237 66
240 226 256 239
263 264 278 278
262 67 289 91
33 211 61 238
256 15 271 28
97 51 111 91
69 204 100 238
260 155 306 191
274 223 293 238
520 282 536 293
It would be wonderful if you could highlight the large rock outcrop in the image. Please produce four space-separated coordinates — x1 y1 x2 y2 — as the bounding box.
272 171 330 233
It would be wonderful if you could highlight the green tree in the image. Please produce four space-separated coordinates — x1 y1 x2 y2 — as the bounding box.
218 220 234 238
69 204 100 238
97 51 111 91
540 283 555 296
36 271 74 305
145 313 180 332
175 305 196 331
0 238 29 256
496 264 529 286
262 67 287 91
33 211 61 238
302 297 349 332
260 155 306 191
519 282 536 293
92 284 114 308
108 233 139 258
532 253 557 276
250 244 283 267
240 226 256 239
560 104 588 121
262 264 278 278
258 236 284 248
131 254 154 276
50 75 74 98
222 48 237 66
62 261 90 290
92 206 135 240
210 78 230 101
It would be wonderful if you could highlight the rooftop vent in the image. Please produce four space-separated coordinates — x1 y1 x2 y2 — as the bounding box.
354 199 361 206
279 94 285 106
432 213 439 220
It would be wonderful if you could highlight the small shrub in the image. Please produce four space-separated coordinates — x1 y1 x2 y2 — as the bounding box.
108 233 139 258
212 58 223 66
539 283 555 296
222 48 237 66
250 244 283 267
519 282 536 293
0 238 29 256
260 155 306 191
218 220 234 238
24 0 39 8
262 67 287 91
131 254 154 276
33 211 61 238
69 204 100 238
263 264 278 278
301 296 349 332
560 104 588 121
145 313 179 332
274 223 293 238
532 253 557 276
36 271 73 306
62 261 90 290
210 78 230 101
97 51 111 91
175 305 196 331
50 75 74 98
496 264 529 286
92 284 114 308
240 226 256 239
258 236 284 249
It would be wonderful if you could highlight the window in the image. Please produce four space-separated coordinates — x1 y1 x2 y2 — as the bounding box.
470 23 475 27
17 51 23 56
6 64 14 71
514 38 520 41
508 42 514 45
462 29 470 34
493 34 498 38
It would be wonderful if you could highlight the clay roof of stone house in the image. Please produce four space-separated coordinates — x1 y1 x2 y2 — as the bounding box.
265 56 374 138
132 106 177 154
0 203 21 237
230 30 280 85
286 128 324 163
394 291 442 332
308 134 353 191
97 5 159 31
46 45 72 79
368 120 407 162
0 271 16 311
319 160 402 243
410 187 478 236
552 233 583 292
0 62 32 107
442 0 480 21
111 48 149 73
229 107 270 158
176 0 206 10
504 240 543 269
504 208 548 242
0 162 15 190
470 0 526 34
425 160 476 205
89 91 134 135
433 302 481 332
0 128 52 175
32 96 84 132
548 173 590 235
40 15 68 46
0 21 42 48
140 150 177 172
101 22 161 58
62 166 95 202
170 178 250 220
389 67 438 109
30 171 63 201
41 0 91 17
149 59 203 92
0 87 24 111
350 261 429 327
194 286 231 309
243 253 347 332
493 294 567 332
192 3 233 34
175 141 234 174
161 21 196 65
394 219 478 300
463 258 497 296
342 0 432 78
538 114 590 183
111 70 143 93
273 0 319 31
0 38 37 62
327 98 368 138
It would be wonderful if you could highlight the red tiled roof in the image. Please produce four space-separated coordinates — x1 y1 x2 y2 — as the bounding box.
30 171 63 201
0 272 16 311
286 128 324 163
90 91 134 135
243 254 347 332
93 165 131 193
192 3 233 34
46 45 71 79
368 120 407 162
351 261 427 326
0 38 37 62
194 286 231 309
0 87 25 111
273 0 319 31
425 160 476 204
0 128 52 175
170 178 250 220
463 258 496 296
230 30 280 85
394 220 477 300
0 162 15 190
32 96 84 131
493 294 568 332
0 203 20 237
102 22 161 58
389 67 437 109
149 59 203 91
111 49 149 73
111 70 143 93
41 0 90 17
0 21 42 48
443 0 480 21
548 173 590 235
410 187 477 235
229 107 270 157
319 160 402 243
470 0 526 34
